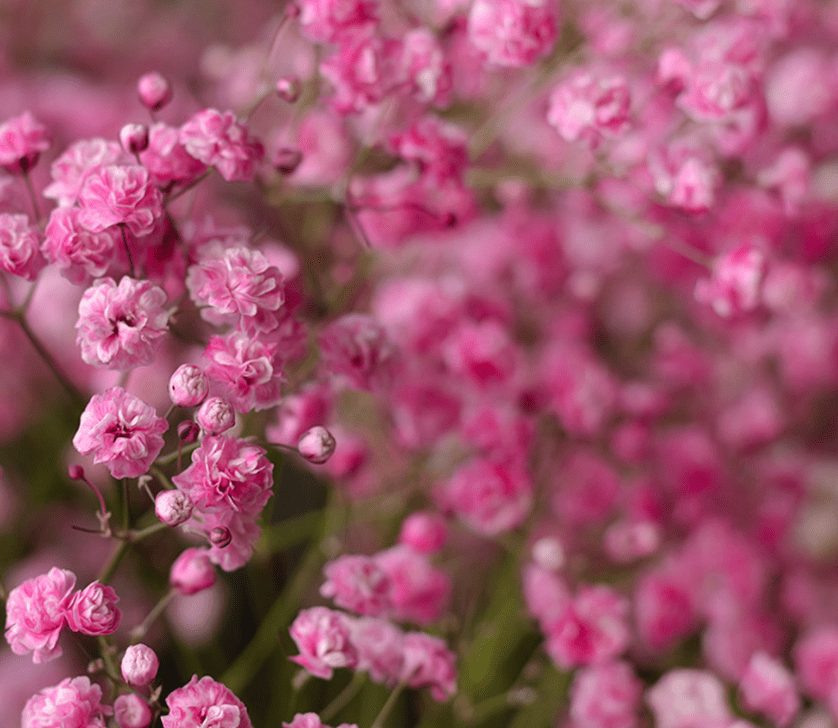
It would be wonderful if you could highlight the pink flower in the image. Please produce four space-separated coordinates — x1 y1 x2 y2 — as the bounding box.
297 0 378 43
113 694 152 728
646 669 732 728
373 545 450 625
43 138 131 207
284 714 357 728
121 644 160 686
467 0 559 68
169 364 209 407
137 72 173 111
297 426 336 464
398 512 447 555
161 675 252 728
196 397 236 436
76 277 169 370
139 123 207 188
179 109 263 182
170 548 216 595
201 509 264 571
42 207 124 285
66 582 121 636
321 555 392 616
5 567 76 664
390 116 468 186
22 676 111 728
289 606 358 679
400 29 452 107
348 616 405 684
0 213 45 281
442 320 518 388
156 490 194 527
400 632 457 701
569 661 642 728
186 247 285 333
0 112 50 174
72 387 168 479
694 244 767 318
648 143 720 213
794 625 838 702
522 563 571 628
547 71 631 147
318 314 399 392
77 164 163 237
739 652 799 727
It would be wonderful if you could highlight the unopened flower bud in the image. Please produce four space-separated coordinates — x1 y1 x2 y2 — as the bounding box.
114 693 153 728
197 397 236 435
297 426 336 464
68 464 85 480
177 420 200 444
121 643 159 686
532 537 565 571
155 489 193 527
273 147 302 175
120 123 149 154
137 72 173 111
398 511 448 554
275 76 301 103
285 2 300 18
169 364 209 407
66 582 121 636
209 526 232 548
170 547 216 595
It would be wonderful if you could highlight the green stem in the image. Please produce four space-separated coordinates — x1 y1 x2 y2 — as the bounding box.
321 672 366 723
129 521 169 542
258 509 324 554
371 681 407 728
98 540 129 585
130 589 175 643
157 442 200 466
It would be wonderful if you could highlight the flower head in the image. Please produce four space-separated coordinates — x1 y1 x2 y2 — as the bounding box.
22 676 111 728
180 109 263 182
161 675 252 728
77 164 163 237
0 111 50 173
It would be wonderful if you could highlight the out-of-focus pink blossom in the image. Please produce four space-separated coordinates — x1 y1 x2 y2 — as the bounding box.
695 244 767 318
77 165 163 237
739 652 799 727
43 139 131 208
794 626 838 702
467 0 559 67
348 616 404 684
297 0 378 43
0 213 45 281
400 29 452 107
137 72 173 111
321 555 392 616
646 669 732 728
373 545 450 625
0 112 50 174
22 676 111 728
114 693 152 728
635 570 696 650
569 660 642 728
180 109 263 182
66 582 121 636
170 548 216 595
548 71 631 146
289 606 358 679
398 512 447 555
161 675 252 728
400 631 457 701
318 314 398 392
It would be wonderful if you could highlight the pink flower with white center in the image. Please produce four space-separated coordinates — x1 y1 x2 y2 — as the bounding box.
76 276 168 370
646 669 732 728
5 567 76 664
398 512 447 555
22 676 111 728
649 143 720 213
72 387 168 480
114 694 152 728
400 29 452 107
186 247 285 333
548 71 631 147
349 616 405 684
66 582 121 636
170 547 216 595
570 661 642 728
77 164 163 237
121 643 160 686
179 109 263 182
139 123 208 188
443 457 533 536
0 111 50 174
318 314 398 392
373 545 450 625
739 652 799 727
297 0 378 43
321 555 392 616
544 585 630 669
695 244 767 318
0 213 45 281
161 675 252 728
289 607 358 679
203 332 285 413
42 207 124 285
172 435 273 516
400 632 457 701
43 138 131 207
467 0 559 68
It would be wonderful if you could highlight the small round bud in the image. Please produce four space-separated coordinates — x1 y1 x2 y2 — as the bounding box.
114 693 153 728
177 420 200 444
197 397 236 435
119 123 149 154
66 582 121 635
398 511 448 555
68 464 85 480
297 426 336 464
273 147 302 175
169 364 209 407
275 76 301 103
532 537 565 571
170 547 216 595
285 2 300 18
121 643 159 686
209 526 232 549
137 72 173 111
155 489 194 527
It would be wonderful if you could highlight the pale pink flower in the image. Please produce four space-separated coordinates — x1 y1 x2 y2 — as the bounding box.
42 207 124 285
22 676 111 728
121 644 160 686
139 123 208 188
570 661 642 728
186 247 285 333
289 607 358 679
547 71 631 147
0 111 50 174
76 276 169 370
400 632 457 701
155 490 194 527
373 545 450 625
72 387 168 479
318 314 399 392
77 164 163 237
137 72 173 111
119 123 149 155
467 0 559 67
646 669 732 728
114 693 152 728
0 213 45 281
179 109 263 182
400 29 452 107
695 244 767 318
5 567 76 664
348 616 405 684
43 138 131 207
649 143 720 213
169 364 209 407
161 675 252 728
321 555 392 616
739 652 799 727
297 0 378 43
170 548 216 595
297 426 336 464
66 582 121 636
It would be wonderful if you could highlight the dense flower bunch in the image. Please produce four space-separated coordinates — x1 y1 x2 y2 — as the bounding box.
3 0 838 727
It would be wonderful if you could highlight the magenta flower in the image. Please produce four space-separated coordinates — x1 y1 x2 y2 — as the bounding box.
400 632 457 701
290 607 358 679
318 314 398 393
373 545 450 625
42 207 124 285
22 676 111 728
349 616 405 684
76 276 169 370
297 0 378 43
66 582 121 636
5 567 76 664
77 164 163 237
161 675 252 728
0 111 50 174
139 122 207 188
43 138 131 207
72 387 168 479
321 555 392 617
201 509 265 572
179 109 263 182
0 213 45 281
467 0 559 68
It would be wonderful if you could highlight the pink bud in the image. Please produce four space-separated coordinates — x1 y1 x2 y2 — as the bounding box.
196 397 236 435
177 420 200 444
532 537 565 571
155 489 194 527
285 2 300 18
114 693 153 728
170 547 216 595
297 426 336 464
66 582 121 636
276 76 302 103
121 643 159 686
120 123 149 154
209 526 232 548
398 511 448 555
169 364 209 407
137 72 173 111
68 464 85 480
273 147 303 175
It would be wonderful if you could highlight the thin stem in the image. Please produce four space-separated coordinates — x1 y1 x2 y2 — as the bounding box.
122 479 130 531
96 636 121 682
370 681 408 728
98 540 129 584
130 589 175 643
166 169 212 205
129 521 169 542
321 672 366 723
149 465 175 490
156 441 200 466
20 275 40 312
120 225 136 278
22 169 42 223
